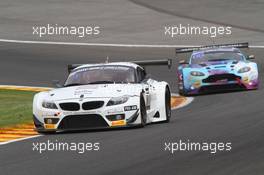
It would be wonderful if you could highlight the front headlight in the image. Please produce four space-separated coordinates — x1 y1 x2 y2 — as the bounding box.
238 67 251 73
42 101 58 109
107 96 129 106
190 71 205 76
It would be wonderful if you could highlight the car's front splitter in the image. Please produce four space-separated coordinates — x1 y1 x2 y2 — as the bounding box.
33 110 140 133
184 82 249 95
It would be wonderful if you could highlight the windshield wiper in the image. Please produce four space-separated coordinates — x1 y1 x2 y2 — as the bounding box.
64 83 86 87
208 58 231 62
87 81 115 84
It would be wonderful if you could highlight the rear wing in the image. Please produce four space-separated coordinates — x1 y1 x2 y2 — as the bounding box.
175 42 249 54
68 64 83 73
68 59 172 73
131 59 172 69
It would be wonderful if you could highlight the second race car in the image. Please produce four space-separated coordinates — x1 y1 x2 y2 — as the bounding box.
176 43 259 95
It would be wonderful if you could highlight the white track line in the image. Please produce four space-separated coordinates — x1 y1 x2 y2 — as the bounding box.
1 39 264 48
0 135 42 145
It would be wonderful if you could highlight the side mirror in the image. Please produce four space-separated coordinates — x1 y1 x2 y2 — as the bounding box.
52 80 62 88
179 60 188 65
247 55 255 60
145 74 152 79
142 74 152 83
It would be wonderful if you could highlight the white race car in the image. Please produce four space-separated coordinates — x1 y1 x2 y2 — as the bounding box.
33 60 172 133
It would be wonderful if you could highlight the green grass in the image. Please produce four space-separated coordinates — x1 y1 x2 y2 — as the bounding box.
0 90 36 128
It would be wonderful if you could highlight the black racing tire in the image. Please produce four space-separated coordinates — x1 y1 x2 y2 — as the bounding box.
178 73 185 96
179 88 184 96
165 86 171 122
178 77 188 96
140 95 147 127
179 89 188 96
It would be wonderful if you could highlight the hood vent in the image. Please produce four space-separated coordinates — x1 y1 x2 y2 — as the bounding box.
214 66 226 69
199 63 207 67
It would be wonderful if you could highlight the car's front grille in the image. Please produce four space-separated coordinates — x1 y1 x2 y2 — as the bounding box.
59 102 80 111
199 84 245 93
202 74 241 83
58 114 108 129
82 101 104 110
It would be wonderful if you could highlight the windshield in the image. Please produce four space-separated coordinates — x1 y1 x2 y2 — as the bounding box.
191 51 245 64
64 65 136 86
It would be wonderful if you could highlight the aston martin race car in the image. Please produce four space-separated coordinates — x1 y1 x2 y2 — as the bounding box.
176 43 259 95
33 59 172 133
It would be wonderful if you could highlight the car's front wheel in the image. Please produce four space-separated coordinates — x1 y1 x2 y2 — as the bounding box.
140 95 147 127
165 86 171 122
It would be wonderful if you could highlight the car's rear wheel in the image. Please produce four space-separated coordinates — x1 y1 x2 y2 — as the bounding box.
165 86 171 122
140 95 147 127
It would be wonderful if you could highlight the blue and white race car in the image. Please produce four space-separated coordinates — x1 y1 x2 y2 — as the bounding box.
176 43 259 95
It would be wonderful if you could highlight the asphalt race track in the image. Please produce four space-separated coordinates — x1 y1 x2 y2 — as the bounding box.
1 0 264 175
0 43 263 175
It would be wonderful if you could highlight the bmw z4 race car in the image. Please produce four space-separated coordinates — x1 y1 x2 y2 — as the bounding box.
176 43 259 95
33 59 172 133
